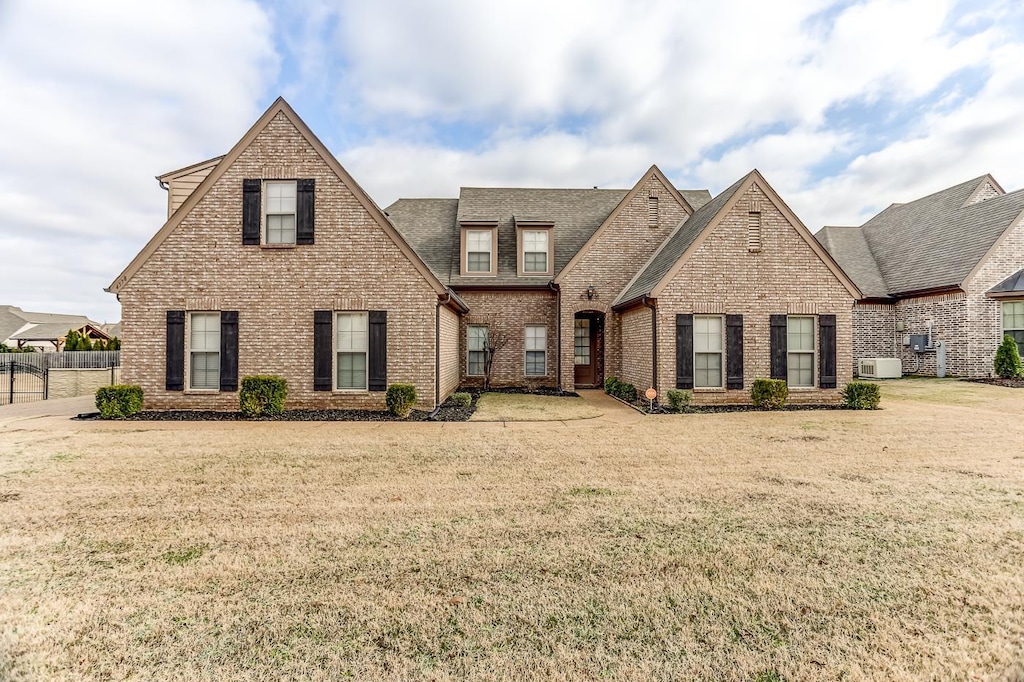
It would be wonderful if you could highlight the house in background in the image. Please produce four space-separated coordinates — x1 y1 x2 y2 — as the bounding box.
818 175 1024 377
0 305 111 352
108 98 860 411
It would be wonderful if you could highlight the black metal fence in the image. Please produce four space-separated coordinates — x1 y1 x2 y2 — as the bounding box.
0 352 120 406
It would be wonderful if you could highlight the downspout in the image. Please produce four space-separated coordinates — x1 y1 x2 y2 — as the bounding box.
549 280 561 390
642 296 658 403
431 291 453 418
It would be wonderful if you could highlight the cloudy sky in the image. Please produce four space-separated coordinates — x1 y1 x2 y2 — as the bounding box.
2 0 1023 323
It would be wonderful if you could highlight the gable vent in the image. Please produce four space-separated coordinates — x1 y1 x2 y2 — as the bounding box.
648 195 659 227
747 212 762 252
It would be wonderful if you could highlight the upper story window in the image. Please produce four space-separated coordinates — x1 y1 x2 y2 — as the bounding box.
460 224 497 276
523 231 548 273
265 181 297 244
787 316 815 388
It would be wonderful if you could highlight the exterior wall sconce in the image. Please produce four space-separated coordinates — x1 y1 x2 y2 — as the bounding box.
587 285 595 300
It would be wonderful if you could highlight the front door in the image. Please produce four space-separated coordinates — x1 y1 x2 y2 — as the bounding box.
573 313 603 387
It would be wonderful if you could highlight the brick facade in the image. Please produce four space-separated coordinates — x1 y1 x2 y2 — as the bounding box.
893 292 967 377
852 303 896 372
438 305 460 399
555 174 689 391
652 182 855 405
120 111 444 411
456 289 558 389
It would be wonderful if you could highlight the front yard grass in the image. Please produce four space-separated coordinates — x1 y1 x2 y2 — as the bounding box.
469 392 604 421
0 379 1022 680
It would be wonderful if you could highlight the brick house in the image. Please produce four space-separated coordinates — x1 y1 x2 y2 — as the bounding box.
109 98 861 409
817 175 1024 378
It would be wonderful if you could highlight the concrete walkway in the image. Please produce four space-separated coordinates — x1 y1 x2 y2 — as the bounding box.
0 395 95 425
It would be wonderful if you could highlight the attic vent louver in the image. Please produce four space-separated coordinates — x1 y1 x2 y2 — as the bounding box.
648 195 659 227
748 212 762 252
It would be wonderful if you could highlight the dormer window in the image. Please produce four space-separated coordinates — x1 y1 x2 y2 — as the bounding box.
460 223 497 276
515 221 554 277
523 231 548 273
265 181 297 244
467 230 492 272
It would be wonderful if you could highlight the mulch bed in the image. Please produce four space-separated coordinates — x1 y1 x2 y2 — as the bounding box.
966 377 1024 388
613 394 851 414
76 386 579 422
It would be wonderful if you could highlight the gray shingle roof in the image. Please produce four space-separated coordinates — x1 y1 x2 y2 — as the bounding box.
815 227 889 299
988 268 1024 295
0 306 30 344
680 190 713 211
821 176 1024 298
385 198 460 281
10 319 95 341
614 175 748 306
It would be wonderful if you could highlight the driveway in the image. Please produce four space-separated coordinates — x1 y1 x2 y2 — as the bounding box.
0 395 95 425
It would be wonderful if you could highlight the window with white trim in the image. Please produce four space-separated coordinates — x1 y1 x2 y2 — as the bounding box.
523 231 548 273
1003 301 1024 356
336 312 368 390
265 181 296 244
468 325 487 376
525 325 546 376
787 316 815 387
694 315 723 388
466 231 492 273
189 312 220 390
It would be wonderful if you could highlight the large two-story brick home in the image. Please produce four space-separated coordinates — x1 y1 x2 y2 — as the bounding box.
818 175 1024 378
108 98 861 410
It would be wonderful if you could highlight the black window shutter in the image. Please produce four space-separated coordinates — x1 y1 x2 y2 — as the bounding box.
726 314 744 390
676 314 694 389
296 179 315 245
770 314 788 381
313 311 333 391
368 310 387 392
819 314 837 389
166 310 185 391
220 311 239 392
242 179 261 245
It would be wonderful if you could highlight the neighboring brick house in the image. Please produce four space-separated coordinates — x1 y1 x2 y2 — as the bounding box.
818 175 1024 378
110 98 861 409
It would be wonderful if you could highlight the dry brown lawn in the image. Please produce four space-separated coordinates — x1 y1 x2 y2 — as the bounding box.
470 393 605 422
0 379 1022 681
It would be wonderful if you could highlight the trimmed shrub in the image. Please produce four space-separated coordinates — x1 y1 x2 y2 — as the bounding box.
450 392 472 408
994 335 1023 379
666 389 692 412
386 383 417 418
841 380 881 410
751 378 788 410
604 376 619 393
95 385 144 419
239 375 287 417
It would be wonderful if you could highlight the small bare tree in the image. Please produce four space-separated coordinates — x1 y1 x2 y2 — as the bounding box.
482 327 510 390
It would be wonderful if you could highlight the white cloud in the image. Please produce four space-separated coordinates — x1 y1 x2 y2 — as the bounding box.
0 0 278 322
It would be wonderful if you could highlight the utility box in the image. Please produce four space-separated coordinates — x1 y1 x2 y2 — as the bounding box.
909 334 929 352
858 358 902 379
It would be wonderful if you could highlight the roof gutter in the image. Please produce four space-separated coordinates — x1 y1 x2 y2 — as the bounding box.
612 294 647 313
157 177 169 191
549 280 561 390
642 296 658 401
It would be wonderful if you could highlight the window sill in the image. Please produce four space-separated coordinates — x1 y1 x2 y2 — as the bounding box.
693 387 726 392
260 243 297 250
184 389 221 395
788 386 817 391
333 389 369 395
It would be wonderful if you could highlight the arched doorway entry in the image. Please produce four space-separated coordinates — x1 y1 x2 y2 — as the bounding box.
573 311 605 388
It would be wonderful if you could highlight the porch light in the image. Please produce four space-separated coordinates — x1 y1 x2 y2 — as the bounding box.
587 285 595 300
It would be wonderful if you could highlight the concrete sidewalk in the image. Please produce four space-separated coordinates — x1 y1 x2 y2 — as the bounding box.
0 395 95 423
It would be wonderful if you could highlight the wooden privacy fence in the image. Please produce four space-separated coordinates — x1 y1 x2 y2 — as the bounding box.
0 351 120 405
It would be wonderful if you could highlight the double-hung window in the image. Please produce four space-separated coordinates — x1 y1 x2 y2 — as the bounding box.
1003 302 1024 356
525 325 546 376
189 312 220 390
336 312 368 390
468 326 488 376
466 231 492 273
693 316 723 388
523 231 548 273
787 316 815 387
265 181 296 244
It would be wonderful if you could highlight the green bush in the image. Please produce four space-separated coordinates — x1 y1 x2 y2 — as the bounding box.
386 383 417 418
841 380 881 409
751 378 788 410
604 376 619 393
95 384 144 419
239 375 287 417
666 389 692 411
449 392 472 408
994 335 1023 379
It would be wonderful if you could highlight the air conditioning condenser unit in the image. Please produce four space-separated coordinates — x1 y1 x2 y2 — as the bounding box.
858 358 902 379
